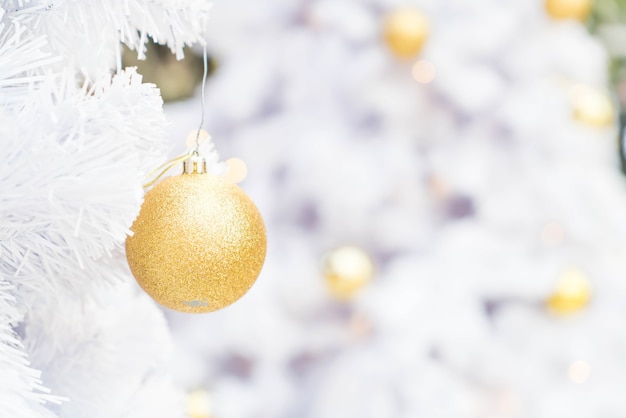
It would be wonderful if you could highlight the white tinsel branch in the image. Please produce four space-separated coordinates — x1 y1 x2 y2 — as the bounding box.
0 282 62 417
0 9 61 107
0 0 212 414
2 0 212 78
0 68 168 297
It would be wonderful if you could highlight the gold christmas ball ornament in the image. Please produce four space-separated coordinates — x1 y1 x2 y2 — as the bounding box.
383 8 429 59
571 84 615 127
545 0 592 21
126 155 266 313
546 267 591 315
323 246 375 300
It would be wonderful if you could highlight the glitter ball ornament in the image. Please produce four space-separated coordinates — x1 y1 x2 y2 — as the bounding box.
546 268 591 314
571 85 615 127
323 246 374 300
383 8 429 59
545 0 592 21
126 155 266 313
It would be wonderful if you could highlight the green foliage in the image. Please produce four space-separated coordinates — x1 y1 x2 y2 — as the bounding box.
590 0 626 83
590 0 626 28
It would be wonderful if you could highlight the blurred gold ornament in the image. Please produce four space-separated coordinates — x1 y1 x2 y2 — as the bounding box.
383 8 429 59
187 389 212 418
545 0 592 21
126 155 266 313
323 246 374 300
546 268 591 314
571 84 615 127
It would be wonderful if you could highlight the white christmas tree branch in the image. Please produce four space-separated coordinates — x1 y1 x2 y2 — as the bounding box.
0 282 62 417
0 69 168 295
3 0 212 78
0 0 212 414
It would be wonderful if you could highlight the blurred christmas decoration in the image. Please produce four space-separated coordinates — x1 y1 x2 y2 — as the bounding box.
123 41 213 102
383 8 429 59
322 246 374 300
571 84 615 126
546 268 592 314
546 0 593 21
126 153 266 313
187 389 213 418
160 0 626 416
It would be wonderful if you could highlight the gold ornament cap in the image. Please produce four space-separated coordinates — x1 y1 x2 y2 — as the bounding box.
126 160 267 313
183 154 208 174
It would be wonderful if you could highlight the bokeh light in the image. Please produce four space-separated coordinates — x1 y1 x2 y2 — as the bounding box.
412 59 436 84
224 158 248 183
569 361 591 384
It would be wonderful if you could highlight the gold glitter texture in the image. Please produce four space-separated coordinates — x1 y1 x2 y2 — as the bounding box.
126 173 266 313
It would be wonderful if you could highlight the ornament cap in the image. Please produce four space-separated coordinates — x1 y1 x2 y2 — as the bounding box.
183 154 208 174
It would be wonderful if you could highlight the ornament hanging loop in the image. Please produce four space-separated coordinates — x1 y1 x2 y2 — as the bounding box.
143 151 193 189
143 42 210 188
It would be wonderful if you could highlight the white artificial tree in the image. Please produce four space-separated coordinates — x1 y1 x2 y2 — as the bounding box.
165 0 626 417
0 1 211 417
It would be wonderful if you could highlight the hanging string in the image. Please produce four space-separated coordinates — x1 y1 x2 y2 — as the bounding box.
194 43 209 155
143 43 211 189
